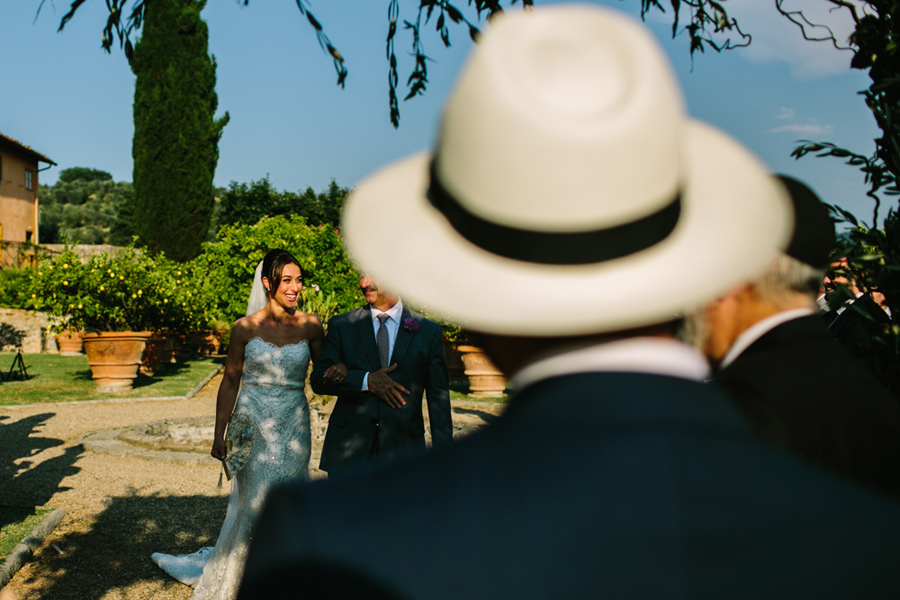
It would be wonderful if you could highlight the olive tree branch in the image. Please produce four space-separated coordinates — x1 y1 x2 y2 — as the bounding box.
773 0 860 51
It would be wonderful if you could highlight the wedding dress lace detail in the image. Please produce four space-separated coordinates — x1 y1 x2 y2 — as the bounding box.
153 337 311 599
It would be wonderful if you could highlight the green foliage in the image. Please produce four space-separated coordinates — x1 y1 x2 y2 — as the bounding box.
130 0 229 262
212 177 348 233
301 286 342 329
0 267 35 309
770 1 900 397
191 215 362 327
57 167 113 183
38 169 134 244
27 248 204 333
637 1 750 57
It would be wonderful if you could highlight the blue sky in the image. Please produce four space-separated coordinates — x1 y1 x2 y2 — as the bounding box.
0 0 883 225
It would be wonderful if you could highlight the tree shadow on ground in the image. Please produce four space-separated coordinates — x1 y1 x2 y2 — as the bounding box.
131 356 225 391
21 491 229 600
0 413 81 509
0 322 26 352
452 406 502 425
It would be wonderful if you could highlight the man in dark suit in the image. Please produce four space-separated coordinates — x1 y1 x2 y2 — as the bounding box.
311 273 452 473
820 258 897 394
239 6 900 599
685 175 900 498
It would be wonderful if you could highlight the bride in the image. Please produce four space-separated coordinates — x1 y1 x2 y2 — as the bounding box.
152 249 329 599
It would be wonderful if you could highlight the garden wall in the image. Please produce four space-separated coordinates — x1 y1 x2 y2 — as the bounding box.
0 308 58 353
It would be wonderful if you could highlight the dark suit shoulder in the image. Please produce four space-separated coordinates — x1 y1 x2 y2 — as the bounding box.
716 315 900 499
327 305 370 326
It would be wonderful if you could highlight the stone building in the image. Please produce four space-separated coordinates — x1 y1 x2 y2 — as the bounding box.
0 131 56 267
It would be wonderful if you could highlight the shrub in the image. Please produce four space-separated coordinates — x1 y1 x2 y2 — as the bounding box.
0 267 34 309
27 247 206 333
192 215 361 326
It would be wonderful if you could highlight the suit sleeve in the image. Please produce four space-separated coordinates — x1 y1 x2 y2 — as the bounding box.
425 323 453 446
310 318 366 398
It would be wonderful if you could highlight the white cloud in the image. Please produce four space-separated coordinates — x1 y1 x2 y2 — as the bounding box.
769 122 834 135
713 0 866 79
777 107 796 119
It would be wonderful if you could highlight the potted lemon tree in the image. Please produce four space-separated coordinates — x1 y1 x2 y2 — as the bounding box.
30 248 167 393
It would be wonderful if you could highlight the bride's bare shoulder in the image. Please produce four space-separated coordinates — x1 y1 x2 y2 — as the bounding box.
231 314 262 342
293 311 323 330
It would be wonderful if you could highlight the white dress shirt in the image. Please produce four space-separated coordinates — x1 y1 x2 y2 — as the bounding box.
362 300 404 391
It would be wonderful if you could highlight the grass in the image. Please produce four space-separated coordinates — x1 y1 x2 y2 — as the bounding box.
0 354 224 407
448 377 509 403
0 505 53 562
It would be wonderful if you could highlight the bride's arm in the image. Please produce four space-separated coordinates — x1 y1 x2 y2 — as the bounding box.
211 319 250 460
307 315 325 365
307 315 349 383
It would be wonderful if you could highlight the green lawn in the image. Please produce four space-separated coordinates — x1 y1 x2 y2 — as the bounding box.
0 354 224 407
0 505 53 562
448 377 508 403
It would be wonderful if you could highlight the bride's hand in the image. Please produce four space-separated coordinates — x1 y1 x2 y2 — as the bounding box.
211 437 227 461
323 362 348 384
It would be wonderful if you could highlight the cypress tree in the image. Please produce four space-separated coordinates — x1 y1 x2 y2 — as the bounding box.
130 0 228 262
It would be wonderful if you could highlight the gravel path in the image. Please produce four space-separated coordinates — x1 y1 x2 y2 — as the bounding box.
0 374 504 599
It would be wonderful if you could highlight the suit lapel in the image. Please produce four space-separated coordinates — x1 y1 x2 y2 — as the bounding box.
353 305 381 369
391 307 414 365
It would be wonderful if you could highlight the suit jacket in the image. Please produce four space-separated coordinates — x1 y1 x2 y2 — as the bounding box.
311 304 452 473
239 372 900 599
715 314 900 499
823 295 897 395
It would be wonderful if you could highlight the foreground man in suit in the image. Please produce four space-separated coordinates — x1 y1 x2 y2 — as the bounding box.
239 6 900 598
311 274 452 473
684 175 900 499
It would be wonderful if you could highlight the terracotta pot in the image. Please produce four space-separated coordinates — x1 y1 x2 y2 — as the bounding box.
140 333 173 377
179 330 222 356
457 345 506 398
54 330 83 356
443 340 465 380
82 331 151 393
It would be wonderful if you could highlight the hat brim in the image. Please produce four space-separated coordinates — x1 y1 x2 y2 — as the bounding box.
343 119 792 336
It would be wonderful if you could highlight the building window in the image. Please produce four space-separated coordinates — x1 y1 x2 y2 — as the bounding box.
25 170 33 191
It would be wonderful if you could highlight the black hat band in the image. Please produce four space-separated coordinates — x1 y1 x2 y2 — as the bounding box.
426 160 682 265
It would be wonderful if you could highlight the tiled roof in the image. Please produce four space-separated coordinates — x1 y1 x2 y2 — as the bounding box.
0 131 56 165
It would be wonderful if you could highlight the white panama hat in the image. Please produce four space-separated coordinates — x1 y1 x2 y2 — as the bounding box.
342 4 793 336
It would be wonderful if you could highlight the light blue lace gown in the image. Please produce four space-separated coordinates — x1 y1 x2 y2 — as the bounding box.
153 337 312 599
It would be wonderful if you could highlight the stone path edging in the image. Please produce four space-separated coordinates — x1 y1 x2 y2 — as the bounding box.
183 365 225 401
0 507 67 589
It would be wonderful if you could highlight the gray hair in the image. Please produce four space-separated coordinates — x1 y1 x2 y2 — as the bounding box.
750 253 823 305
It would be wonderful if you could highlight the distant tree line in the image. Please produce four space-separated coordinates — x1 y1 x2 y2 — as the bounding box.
212 177 348 232
38 168 134 246
39 167 349 247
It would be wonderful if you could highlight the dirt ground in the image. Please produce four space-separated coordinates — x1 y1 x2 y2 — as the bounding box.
0 373 504 599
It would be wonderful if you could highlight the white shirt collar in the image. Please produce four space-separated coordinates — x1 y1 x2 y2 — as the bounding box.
510 337 710 393
718 307 814 369
371 299 403 323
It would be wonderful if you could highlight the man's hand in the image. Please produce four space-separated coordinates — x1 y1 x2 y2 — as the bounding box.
323 362 348 384
368 364 408 408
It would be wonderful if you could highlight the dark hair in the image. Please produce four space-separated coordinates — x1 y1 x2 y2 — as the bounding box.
261 249 303 298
